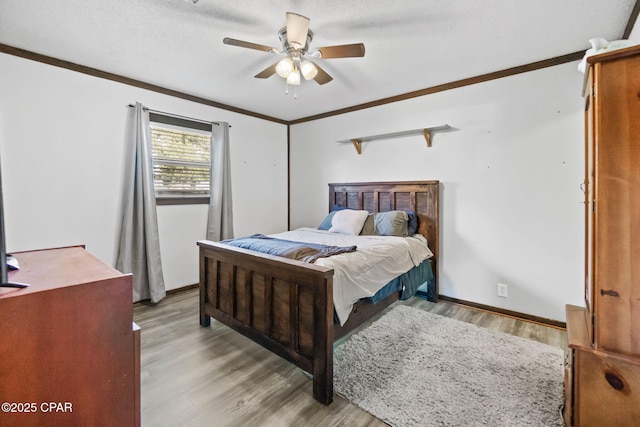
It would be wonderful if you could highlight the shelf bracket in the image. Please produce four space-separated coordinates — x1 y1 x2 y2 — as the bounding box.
422 128 432 148
351 138 363 155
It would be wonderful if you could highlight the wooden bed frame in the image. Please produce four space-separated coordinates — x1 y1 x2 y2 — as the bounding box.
198 180 439 405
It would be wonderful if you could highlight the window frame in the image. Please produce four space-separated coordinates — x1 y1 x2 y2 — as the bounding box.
149 112 213 206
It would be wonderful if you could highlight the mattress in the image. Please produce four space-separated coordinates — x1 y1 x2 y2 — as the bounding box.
269 227 434 325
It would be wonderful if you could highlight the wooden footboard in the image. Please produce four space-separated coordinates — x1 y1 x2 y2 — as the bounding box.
198 240 335 405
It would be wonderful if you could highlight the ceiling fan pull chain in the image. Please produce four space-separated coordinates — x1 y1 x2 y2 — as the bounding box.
285 80 289 95
294 86 298 99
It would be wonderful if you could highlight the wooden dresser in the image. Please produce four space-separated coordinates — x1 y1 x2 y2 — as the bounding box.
564 45 640 426
0 246 140 427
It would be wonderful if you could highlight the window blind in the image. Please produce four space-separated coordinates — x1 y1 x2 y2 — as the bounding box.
150 123 211 199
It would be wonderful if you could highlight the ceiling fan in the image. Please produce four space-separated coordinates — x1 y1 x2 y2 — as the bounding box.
223 12 365 91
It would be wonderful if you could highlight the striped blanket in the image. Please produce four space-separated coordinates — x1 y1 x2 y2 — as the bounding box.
221 234 357 263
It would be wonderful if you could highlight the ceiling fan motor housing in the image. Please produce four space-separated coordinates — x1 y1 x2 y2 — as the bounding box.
278 27 314 54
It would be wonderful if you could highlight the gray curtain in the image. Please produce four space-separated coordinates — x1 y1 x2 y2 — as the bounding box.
116 102 166 303
207 122 234 241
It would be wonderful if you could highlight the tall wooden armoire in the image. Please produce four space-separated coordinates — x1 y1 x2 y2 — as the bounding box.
564 45 640 426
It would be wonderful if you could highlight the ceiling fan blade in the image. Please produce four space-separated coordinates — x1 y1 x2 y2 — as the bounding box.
254 63 278 79
223 37 278 53
316 43 365 58
312 63 333 85
286 12 310 49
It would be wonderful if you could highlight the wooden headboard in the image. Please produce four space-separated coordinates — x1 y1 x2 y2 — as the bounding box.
328 180 440 288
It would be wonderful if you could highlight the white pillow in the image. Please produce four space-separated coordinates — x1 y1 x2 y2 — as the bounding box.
329 209 369 235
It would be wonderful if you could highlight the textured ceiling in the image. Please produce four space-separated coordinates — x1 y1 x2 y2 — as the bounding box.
0 0 637 122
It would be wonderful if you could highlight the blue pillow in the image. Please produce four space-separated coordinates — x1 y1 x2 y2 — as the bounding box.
318 205 351 230
407 211 419 235
318 211 337 230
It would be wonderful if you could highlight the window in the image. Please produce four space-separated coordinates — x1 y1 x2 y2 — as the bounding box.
149 113 212 205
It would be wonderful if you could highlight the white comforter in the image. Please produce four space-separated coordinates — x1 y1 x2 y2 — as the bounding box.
269 227 434 326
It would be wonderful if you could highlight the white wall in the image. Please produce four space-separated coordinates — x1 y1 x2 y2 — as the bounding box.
290 62 586 322
0 50 588 320
0 53 288 291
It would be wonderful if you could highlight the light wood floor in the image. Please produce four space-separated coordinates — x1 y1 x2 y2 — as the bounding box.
134 289 567 427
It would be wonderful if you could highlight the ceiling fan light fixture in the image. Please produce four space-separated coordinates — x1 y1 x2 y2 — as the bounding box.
300 60 318 80
276 57 294 78
286 69 301 85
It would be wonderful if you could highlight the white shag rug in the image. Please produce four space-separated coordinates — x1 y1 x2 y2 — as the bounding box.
334 305 564 427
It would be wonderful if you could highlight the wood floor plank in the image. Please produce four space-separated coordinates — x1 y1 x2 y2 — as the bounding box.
134 288 566 426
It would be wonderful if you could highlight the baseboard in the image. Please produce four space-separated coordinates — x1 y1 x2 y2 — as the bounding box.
133 283 198 307
167 283 199 295
436 295 566 330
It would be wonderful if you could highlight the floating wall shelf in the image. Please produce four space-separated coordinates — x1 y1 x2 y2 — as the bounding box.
338 125 450 154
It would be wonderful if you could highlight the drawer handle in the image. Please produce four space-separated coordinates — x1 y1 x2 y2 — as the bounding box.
605 372 624 391
600 289 620 297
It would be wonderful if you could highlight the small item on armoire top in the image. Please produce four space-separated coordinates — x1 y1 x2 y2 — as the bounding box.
578 37 638 73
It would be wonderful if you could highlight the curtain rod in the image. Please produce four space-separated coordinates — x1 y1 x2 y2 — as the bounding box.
127 104 223 126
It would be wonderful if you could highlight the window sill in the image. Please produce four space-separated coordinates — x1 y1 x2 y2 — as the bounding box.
156 196 210 206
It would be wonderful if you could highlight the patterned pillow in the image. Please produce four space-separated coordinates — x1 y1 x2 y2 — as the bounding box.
360 211 409 236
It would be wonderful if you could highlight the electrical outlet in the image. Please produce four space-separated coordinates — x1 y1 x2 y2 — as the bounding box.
497 283 508 298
